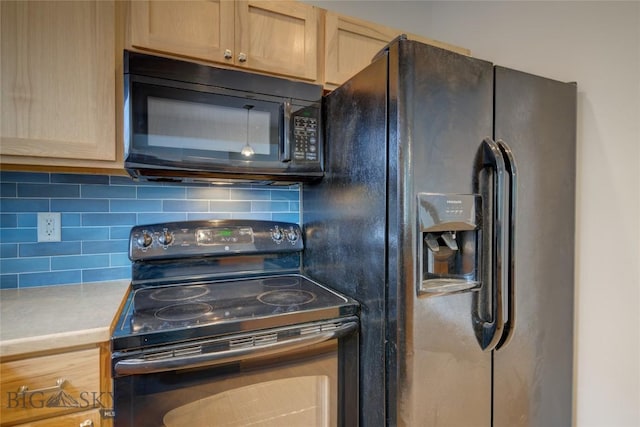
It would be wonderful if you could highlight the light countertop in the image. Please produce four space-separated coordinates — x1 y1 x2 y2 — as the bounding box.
0 280 130 358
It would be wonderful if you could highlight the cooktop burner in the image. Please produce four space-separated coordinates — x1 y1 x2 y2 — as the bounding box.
149 285 210 302
155 302 214 321
258 289 316 306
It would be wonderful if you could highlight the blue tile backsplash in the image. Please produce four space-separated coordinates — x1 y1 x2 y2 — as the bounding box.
0 172 300 289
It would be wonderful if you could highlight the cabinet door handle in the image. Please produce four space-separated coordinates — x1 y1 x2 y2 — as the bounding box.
18 378 66 395
224 49 232 59
238 52 247 62
79 420 94 427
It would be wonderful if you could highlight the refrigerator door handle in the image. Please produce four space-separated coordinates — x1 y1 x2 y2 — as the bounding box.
473 137 510 351
495 139 517 350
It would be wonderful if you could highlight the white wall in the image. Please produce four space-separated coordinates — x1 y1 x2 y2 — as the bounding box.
305 1 640 426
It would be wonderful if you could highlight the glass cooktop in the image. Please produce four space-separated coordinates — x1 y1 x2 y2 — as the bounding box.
112 274 358 351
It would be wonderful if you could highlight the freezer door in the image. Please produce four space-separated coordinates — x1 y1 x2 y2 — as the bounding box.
492 67 576 426
392 41 495 426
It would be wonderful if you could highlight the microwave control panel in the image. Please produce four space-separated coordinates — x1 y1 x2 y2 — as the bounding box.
293 115 319 162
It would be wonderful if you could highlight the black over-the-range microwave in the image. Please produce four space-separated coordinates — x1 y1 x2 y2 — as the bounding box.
123 51 323 183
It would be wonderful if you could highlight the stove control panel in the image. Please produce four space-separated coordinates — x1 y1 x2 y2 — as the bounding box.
129 220 304 261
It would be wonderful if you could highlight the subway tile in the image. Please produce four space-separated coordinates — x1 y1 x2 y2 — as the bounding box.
1 257 49 274
230 212 272 221
0 171 302 287
51 199 109 212
208 200 251 212
111 253 132 267
138 186 187 200
82 213 137 226
228 188 270 201
186 187 230 200
51 173 109 184
163 200 209 212
82 184 136 199
1 214 17 228
0 198 49 212
1 244 18 258
251 201 290 212
1 183 17 197
270 189 299 201
110 199 162 213
271 212 300 224
18 183 79 198
1 228 37 243
0 172 49 183
110 176 158 186
51 254 110 271
186 212 232 221
61 213 81 227
20 270 81 287
82 240 128 254
1 274 18 289
17 214 37 227
110 226 132 240
82 267 130 283
20 241 81 257
62 227 110 241
137 213 187 225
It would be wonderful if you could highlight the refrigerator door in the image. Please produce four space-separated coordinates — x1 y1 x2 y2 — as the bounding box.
303 55 389 427
392 41 495 426
492 67 576 426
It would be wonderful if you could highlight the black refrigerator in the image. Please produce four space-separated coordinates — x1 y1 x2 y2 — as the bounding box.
302 37 576 426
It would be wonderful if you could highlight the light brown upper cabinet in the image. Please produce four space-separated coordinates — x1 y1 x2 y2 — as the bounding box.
130 0 320 81
323 11 470 88
1 0 117 168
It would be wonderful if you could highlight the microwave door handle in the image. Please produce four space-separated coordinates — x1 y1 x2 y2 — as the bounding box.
114 321 357 376
281 100 292 162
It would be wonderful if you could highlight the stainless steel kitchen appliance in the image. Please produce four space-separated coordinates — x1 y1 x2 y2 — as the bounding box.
303 37 576 426
123 51 323 183
111 220 359 427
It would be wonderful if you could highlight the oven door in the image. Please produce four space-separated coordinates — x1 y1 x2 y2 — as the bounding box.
112 319 358 427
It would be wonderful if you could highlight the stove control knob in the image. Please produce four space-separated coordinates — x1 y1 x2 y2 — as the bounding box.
137 232 153 248
286 228 299 243
271 227 284 243
158 231 174 246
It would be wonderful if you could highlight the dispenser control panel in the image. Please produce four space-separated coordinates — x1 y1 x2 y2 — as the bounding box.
418 193 479 232
417 193 482 297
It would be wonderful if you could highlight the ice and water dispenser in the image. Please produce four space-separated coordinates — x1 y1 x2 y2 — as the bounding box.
418 193 481 296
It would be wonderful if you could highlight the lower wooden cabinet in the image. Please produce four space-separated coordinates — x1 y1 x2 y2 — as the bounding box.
14 409 101 427
0 347 106 427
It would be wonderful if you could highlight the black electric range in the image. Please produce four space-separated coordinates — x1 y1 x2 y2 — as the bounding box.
111 220 359 353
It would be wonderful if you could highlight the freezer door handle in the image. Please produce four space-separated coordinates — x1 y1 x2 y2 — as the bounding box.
473 137 510 351
495 139 517 350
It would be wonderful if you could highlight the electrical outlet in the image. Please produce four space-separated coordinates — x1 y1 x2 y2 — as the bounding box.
37 212 61 242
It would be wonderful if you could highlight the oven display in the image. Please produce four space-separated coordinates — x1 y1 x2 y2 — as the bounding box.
196 227 254 246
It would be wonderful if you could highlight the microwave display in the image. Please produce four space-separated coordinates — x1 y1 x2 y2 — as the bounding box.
123 50 323 183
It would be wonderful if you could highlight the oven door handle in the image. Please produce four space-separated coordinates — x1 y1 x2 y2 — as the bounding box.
114 321 358 376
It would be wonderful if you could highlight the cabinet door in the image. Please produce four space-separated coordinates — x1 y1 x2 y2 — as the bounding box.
130 0 234 64
0 1 116 161
15 409 101 427
235 0 318 81
323 11 471 88
323 11 399 88
0 348 100 425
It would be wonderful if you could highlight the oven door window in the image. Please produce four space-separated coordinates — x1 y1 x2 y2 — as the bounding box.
113 344 338 427
128 82 282 166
